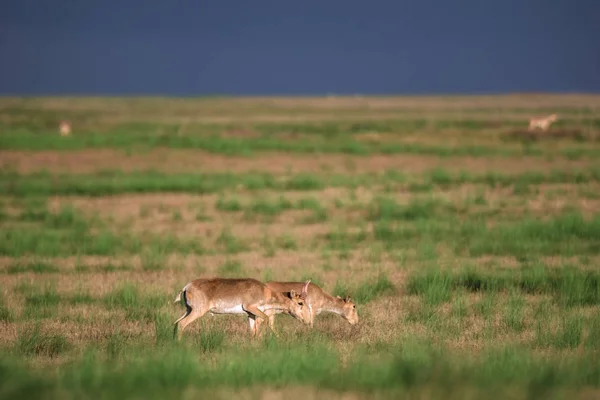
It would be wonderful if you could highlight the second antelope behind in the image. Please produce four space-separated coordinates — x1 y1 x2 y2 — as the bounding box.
173 278 312 339
256 281 359 330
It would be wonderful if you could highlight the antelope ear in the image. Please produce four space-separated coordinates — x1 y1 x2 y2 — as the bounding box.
289 290 298 298
336 296 342 299
345 295 351 303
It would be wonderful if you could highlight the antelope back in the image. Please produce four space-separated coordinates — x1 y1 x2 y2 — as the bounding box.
188 278 267 304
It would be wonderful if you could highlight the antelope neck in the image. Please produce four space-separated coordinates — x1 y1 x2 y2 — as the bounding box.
321 293 345 315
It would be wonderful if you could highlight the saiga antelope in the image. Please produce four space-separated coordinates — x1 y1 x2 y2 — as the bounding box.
59 120 72 136
255 281 359 331
528 114 558 132
173 278 312 339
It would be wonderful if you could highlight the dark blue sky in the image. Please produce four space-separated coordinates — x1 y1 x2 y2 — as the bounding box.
1 0 599 95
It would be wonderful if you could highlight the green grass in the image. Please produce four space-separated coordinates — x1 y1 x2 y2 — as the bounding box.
84 263 134 273
553 315 584 349
3 120 600 160
300 207 329 224
103 283 166 321
4 197 599 261
17 202 90 230
3 167 600 197
141 248 168 271
368 195 450 221
16 325 71 357
153 311 173 345
17 283 97 319
24 287 62 309
1 338 599 399
188 325 227 353
219 194 328 223
503 292 525 332
285 173 325 190
275 233 298 250
0 128 492 156
0 228 116 257
6 261 60 274
216 228 248 254
369 211 600 257
334 274 396 304
407 265 600 307
0 304 12 322
0 222 205 257
218 259 243 276
244 195 293 221
468 212 600 257
2 97 600 398
295 196 329 223
215 195 243 212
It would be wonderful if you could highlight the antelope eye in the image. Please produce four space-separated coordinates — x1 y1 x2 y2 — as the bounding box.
353 305 356 309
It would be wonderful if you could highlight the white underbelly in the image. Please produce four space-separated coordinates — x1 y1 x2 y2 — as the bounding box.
209 304 246 315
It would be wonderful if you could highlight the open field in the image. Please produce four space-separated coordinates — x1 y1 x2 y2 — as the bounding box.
1 95 600 399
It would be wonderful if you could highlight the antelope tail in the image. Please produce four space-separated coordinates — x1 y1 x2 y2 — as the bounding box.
174 282 192 305
174 290 183 303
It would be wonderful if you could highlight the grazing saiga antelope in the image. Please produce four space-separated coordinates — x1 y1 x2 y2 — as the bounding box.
528 114 558 132
59 120 72 136
173 278 312 339
254 281 359 331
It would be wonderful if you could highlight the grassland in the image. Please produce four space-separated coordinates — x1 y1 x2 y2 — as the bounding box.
1 95 600 399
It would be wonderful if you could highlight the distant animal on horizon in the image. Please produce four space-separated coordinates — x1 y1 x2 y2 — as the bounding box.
528 114 558 132
59 121 72 136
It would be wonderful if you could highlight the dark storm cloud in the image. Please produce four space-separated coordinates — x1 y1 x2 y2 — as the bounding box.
1 0 599 95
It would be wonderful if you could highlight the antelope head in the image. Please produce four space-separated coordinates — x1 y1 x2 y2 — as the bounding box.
335 294 359 325
285 279 312 325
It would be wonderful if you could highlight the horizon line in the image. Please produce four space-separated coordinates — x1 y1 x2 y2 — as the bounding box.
1 91 600 98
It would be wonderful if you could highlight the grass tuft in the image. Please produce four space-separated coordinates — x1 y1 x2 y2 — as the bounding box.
103 283 165 321
17 325 71 357
334 274 395 304
216 228 248 254
218 259 243 276
7 261 59 274
0 304 12 322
